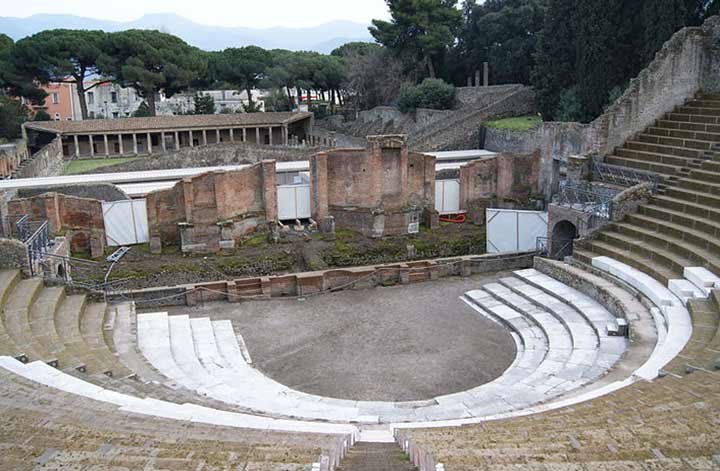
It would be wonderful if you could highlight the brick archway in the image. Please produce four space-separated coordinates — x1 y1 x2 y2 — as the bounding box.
550 220 578 260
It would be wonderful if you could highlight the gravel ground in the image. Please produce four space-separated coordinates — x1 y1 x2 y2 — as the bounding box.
163 273 517 402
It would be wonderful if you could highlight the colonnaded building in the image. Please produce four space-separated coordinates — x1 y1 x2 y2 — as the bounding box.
0 16 717 471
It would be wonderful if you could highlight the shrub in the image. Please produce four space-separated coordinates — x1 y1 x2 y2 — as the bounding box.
398 78 456 113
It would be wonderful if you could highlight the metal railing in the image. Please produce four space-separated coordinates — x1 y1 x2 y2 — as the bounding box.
592 159 661 191
556 183 616 220
536 236 574 260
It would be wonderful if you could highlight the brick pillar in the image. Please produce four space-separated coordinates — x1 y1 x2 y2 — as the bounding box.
260 160 278 222
310 152 329 221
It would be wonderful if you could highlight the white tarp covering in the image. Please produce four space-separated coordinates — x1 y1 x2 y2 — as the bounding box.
277 185 311 221
103 199 150 246
486 209 548 254
435 179 461 215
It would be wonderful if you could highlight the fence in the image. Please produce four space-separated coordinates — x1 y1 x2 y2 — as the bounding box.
592 159 661 191
4 215 53 276
556 183 617 220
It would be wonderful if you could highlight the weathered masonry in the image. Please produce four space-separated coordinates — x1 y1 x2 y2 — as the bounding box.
22 112 314 158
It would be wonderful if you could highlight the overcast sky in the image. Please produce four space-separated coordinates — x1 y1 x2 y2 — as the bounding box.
4 0 391 28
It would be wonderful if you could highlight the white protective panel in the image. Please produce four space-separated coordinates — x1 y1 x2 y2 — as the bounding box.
435 179 461 215
486 209 548 254
103 199 149 246
277 185 311 221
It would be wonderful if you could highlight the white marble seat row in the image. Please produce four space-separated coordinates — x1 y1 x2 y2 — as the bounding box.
0 355 359 437
135 267 628 425
683 267 720 297
591 256 692 380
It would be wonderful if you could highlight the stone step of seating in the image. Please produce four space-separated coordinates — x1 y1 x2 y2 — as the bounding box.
663 185 720 207
27 286 68 365
636 132 719 151
0 270 20 309
604 155 684 177
684 267 720 296
656 118 720 135
577 239 680 286
676 176 720 196
663 296 720 375
668 279 705 305
687 98 720 109
650 194 720 221
336 443 415 471
677 105 720 116
615 146 704 167
645 125 720 142
692 165 720 182
80 303 133 378
1 278 45 361
623 140 708 159
612 221 720 271
665 112 720 125
627 212 720 255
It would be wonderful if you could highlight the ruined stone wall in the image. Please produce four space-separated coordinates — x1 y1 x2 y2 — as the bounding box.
10 137 64 179
483 126 542 154
0 140 29 178
0 238 29 271
310 135 436 237
7 192 105 255
458 152 541 223
17 184 129 202
534 16 720 199
146 161 278 251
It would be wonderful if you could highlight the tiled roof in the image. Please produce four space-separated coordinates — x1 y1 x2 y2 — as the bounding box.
24 112 312 135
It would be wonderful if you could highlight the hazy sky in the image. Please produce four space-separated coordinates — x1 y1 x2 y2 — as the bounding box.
4 0 391 28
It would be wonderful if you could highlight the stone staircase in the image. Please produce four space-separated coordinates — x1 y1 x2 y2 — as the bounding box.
337 443 416 471
573 91 720 375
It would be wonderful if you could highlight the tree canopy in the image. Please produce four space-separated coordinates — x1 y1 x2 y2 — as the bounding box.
212 46 271 108
370 0 462 78
101 30 208 116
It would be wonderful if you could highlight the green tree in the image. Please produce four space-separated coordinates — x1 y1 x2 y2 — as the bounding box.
331 42 382 58
13 30 110 119
33 109 51 121
459 0 547 86
708 0 719 16
554 86 584 122
0 35 46 104
193 93 215 115
642 0 705 63
212 46 271 110
370 0 462 79
531 0 577 120
133 101 151 118
398 78 456 112
101 30 207 116
575 0 627 121
0 96 30 140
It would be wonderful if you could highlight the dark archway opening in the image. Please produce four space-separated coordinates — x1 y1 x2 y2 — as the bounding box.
551 220 578 260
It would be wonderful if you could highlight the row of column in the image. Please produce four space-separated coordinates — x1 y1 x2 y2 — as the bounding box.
71 125 291 158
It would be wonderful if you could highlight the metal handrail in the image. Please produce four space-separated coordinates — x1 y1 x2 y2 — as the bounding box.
592 160 661 191
556 183 615 220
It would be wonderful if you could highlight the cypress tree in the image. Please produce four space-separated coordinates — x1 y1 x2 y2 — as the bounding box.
531 0 578 121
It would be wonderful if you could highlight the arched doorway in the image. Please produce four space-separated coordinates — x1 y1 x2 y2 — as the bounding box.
551 220 578 260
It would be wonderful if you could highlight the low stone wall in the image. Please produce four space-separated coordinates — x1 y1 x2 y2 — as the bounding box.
0 238 29 271
17 183 129 202
108 251 536 308
483 126 541 154
0 140 29 178
611 182 654 223
396 432 441 471
86 142 315 174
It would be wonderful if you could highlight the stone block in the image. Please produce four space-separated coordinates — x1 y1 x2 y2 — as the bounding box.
90 236 105 259
319 216 336 235
149 236 162 255
219 240 236 250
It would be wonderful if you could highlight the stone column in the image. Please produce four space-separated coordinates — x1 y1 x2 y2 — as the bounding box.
103 134 109 157
189 130 194 147
88 135 95 157
475 70 481 88
174 131 180 150
282 125 289 146
147 132 153 154
216 128 220 144
242 128 247 142
202 129 207 146
132 133 138 155
118 134 124 155
230 128 235 142
267 127 273 145
73 135 80 157
483 62 489 87
161 132 167 152
255 128 260 144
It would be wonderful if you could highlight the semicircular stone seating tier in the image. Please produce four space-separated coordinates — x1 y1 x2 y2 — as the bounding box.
133 268 627 424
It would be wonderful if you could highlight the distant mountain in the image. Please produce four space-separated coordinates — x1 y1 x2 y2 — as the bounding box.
0 13 375 53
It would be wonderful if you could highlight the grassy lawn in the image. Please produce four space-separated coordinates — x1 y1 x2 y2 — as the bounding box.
64 157 138 175
484 115 542 132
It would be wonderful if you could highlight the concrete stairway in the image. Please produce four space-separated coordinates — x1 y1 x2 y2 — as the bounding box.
337 443 416 471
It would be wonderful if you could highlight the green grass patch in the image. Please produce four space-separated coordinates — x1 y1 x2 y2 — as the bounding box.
64 157 138 175
484 115 542 132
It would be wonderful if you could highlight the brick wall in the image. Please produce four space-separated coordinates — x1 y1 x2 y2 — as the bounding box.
310 135 436 237
459 152 541 223
7 192 105 255
146 161 278 251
